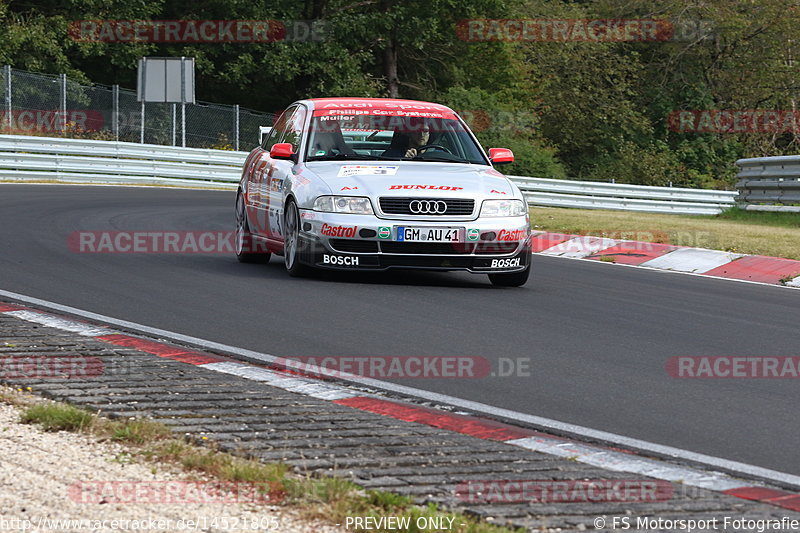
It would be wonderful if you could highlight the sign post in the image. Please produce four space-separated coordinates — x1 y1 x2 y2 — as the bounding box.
137 57 195 146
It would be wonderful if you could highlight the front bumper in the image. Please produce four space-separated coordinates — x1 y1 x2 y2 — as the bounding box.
296 210 531 273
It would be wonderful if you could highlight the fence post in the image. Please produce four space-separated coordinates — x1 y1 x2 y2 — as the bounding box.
171 103 176 146
60 73 67 135
140 101 145 143
3 65 10 132
234 104 240 151
112 84 119 141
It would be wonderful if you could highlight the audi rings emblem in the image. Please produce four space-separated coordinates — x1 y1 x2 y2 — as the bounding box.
409 200 447 214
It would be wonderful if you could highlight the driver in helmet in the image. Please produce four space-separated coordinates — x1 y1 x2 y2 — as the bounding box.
381 117 431 158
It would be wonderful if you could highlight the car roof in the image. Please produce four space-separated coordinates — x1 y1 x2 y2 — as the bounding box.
300 97 455 113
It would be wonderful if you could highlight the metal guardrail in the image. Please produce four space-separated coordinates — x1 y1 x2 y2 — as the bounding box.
0 134 244 189
735 156 800 212
511 176 736 215
0 135 737 213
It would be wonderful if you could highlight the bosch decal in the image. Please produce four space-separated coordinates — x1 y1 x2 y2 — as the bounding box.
491 258 522 268
323 255 359 266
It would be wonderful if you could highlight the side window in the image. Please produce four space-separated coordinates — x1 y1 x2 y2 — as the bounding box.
282 106 307 153
261 106 297 150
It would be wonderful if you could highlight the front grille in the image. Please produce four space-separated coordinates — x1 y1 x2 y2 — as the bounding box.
380 242 475 255
379 197 475 216
329 239 379 253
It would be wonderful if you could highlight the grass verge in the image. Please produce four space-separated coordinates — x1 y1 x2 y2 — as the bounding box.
530 206 800 260
6 390 520 533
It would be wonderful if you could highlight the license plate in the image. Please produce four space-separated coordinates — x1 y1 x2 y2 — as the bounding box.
396 227 462 242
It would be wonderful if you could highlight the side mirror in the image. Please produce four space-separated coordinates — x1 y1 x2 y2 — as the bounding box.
489 148 514 165
270 142 295 160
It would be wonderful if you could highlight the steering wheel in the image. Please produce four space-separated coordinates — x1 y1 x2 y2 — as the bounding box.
416 144 452 154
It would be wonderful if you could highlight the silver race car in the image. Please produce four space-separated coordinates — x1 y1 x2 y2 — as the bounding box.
235 97 531 286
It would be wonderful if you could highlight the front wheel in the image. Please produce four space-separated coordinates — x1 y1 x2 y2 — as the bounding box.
488 264 530 287
283 200 312 277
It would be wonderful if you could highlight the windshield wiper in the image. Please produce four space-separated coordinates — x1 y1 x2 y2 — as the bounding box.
412 154 472 164
307 153 396 161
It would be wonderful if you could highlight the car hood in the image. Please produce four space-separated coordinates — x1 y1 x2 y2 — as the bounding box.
303 161 518 199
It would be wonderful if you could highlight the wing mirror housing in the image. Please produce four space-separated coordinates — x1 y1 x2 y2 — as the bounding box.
489 148 514 165
270 142 296 161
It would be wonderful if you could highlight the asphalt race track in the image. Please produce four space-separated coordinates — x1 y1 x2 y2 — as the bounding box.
1 184 798 475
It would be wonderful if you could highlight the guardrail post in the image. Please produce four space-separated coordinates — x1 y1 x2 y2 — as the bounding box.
3 65 10 132
112 85 119 142
234 104 240 151
59 73 67 135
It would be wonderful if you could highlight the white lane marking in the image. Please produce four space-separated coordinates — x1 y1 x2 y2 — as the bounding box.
507 436 744 491
1 287 800 489
538 236 619 258
640 247 744 273
4 310 115 336
201 362 358 401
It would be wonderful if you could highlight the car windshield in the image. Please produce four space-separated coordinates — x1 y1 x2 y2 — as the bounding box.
304 113 487 165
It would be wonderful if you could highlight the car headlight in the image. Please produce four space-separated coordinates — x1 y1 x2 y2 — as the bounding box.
480 199 527 217
313 196 374 215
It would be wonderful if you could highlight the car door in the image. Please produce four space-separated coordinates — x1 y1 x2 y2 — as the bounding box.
266 105 307 242
246 106 297 238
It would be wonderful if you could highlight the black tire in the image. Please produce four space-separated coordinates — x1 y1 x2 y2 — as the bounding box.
283 200 312 277
235 192 271 264
488 264 530 287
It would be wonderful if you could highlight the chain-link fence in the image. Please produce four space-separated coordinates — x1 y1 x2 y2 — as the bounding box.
0 65 274 151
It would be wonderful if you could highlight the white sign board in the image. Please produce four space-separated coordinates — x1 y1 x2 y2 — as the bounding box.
137 57 195 103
